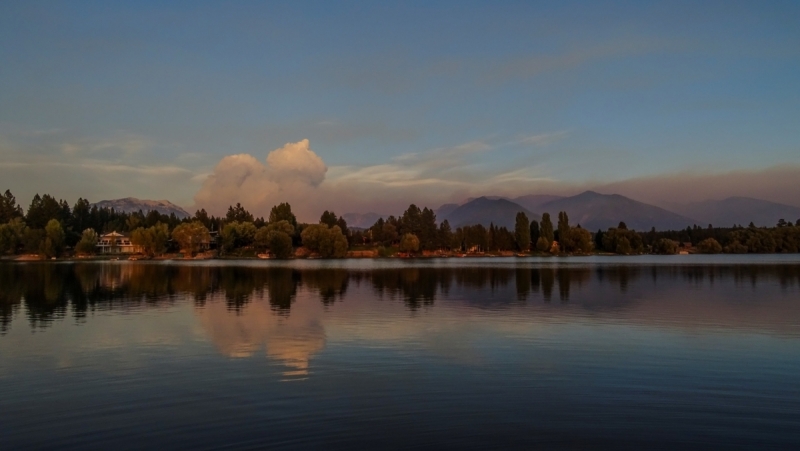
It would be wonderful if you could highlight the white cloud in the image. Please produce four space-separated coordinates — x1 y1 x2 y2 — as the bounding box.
265 139 327 186
193 139 327 218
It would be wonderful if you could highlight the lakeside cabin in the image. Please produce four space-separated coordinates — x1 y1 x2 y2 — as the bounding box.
97 231 144 254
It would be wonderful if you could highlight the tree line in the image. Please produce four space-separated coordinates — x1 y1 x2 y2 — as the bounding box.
358 206 595 254
640 220 800 254
0 190 352 258
2 188 799 258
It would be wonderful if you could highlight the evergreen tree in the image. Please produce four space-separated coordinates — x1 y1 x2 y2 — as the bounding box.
0 190 23 223
71 198 92 235
194 209 212 229
438 219 453 250
320 211 349 238
320 210 338 227
540 213 554 246
336 216 349 238
269 202 297 229
514 212 530 251
226 203 254 223
400 204 423 237
27 194 64 229
594 229 604 250
529 220 540 247
557 211 572 252
419 207 437 250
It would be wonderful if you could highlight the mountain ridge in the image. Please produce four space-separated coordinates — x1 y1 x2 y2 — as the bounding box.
440 197 537 229
537 191 698 231
666 197 800 228
92 197 191 219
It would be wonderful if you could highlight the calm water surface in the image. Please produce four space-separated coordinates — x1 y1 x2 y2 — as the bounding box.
1 255 800 450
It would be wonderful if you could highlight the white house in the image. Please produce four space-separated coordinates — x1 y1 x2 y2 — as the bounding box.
97 231 144 254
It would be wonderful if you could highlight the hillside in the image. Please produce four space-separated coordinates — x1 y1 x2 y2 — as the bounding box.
342 212 384 229
435 203 460 219
538 191 698 231
440 197 537 229
92 197 191 219
668 197 800 228
511 194 565 212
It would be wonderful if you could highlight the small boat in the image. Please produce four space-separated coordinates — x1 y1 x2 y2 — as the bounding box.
257 253 271 259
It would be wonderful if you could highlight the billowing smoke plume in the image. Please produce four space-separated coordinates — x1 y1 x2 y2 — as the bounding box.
193 139 327 219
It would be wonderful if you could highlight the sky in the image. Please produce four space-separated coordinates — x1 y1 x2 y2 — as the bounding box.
1 0 799 220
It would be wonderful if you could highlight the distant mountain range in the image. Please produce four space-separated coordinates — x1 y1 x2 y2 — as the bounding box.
510 194 565 212
436 191 696 231
665 197 800 228
434 203 460 219
535 191 699 231
92 197 191 219
343 192 800 233
439 197 538 229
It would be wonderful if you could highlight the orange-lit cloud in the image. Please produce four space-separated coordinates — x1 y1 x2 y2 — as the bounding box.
193 139 327 219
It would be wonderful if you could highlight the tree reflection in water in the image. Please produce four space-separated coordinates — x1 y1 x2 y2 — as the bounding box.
2 260 800 376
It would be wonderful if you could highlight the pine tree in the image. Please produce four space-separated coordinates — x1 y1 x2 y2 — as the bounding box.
0 190 23 223
540 213 554 246
514 212 531 251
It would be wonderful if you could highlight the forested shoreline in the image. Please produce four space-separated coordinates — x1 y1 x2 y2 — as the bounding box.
1 189 799 259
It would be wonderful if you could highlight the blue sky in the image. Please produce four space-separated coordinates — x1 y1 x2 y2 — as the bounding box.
1 1 798 218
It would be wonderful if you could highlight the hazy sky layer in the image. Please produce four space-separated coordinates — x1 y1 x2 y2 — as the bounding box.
1 1 799 219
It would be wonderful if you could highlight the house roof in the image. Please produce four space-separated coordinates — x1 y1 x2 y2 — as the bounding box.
100 231 127 238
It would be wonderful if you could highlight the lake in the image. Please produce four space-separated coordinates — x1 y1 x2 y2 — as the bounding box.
1 255 800 450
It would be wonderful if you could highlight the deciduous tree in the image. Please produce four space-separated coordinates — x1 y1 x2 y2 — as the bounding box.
75 228 99 255
172 221 211 257
697 237 722 254
41 219 65 258
0 218 26 254
131 222 170 257
399 233 420 254
301 224 348 258
652 238 678 254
